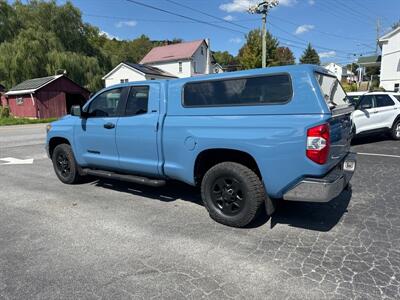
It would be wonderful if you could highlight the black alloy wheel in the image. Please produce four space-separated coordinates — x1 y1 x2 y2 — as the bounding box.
201 162 267 227
56 151 71 178
52 144 81 184
211 177 244 216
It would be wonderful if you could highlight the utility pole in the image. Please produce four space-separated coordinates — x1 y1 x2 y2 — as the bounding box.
248 0 279 68
376 18 381 54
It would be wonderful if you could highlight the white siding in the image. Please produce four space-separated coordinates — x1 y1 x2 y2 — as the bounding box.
324 63 344 81
148 60 192 78
380 30 400 91
104 65 146 87
192 42 208 75
147 41 212 78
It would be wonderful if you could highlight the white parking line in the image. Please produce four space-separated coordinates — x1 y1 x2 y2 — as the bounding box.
357 152 400 159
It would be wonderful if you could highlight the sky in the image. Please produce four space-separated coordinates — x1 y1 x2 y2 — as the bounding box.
50 0 400 64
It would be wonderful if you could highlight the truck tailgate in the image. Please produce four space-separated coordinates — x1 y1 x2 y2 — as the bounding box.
327 107 353 168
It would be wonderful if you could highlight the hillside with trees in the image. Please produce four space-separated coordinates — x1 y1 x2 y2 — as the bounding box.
0 0 181 91
0 0 315 92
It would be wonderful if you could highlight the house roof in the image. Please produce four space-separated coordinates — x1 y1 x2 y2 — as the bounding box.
140 40 205 64
379 26 400 45
102 62 177 80
6 75 63 96
123 62 177 78
357 55 381 67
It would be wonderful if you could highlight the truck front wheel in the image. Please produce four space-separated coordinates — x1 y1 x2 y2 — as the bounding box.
201 162 266 227
52 144 81 184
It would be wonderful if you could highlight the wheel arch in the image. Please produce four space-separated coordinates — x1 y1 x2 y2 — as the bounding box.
392 114 400 128
48 137 71 158
193 148 261 186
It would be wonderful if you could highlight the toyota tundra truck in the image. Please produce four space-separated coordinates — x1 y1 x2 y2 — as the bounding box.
46 65 356 227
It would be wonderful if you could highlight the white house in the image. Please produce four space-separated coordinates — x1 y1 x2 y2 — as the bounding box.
102 62 177 87
140 39 221 78
212 63 224 74
379 26 400 92
323 63 346 81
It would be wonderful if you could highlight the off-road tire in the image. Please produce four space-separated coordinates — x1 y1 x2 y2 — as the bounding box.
52 144 81 184
201 162 266 227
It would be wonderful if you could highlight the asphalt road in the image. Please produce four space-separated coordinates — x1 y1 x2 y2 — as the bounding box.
0 124 399 299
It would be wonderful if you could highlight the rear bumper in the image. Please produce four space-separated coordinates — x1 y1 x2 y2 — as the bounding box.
283 153 356 203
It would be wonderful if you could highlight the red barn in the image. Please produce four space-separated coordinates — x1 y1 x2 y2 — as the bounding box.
5 75 90 119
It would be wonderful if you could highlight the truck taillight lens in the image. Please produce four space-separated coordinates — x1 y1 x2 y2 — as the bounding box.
306 123 330 164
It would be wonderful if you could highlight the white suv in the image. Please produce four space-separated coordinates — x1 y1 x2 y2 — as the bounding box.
352 92 400 140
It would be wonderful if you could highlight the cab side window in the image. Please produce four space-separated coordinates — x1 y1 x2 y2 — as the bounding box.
88 88 123 117
375 94 395 107
125 86 149 116
359 95 375 109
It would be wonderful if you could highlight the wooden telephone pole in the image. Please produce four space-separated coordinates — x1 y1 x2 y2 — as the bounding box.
248 1 279 68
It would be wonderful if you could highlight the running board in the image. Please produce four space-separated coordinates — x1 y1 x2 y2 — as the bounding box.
82 169 166 187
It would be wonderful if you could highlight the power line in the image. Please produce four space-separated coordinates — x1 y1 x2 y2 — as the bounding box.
116 0 368 59
124 0 246 35
314 1 375 27
268 15 374 44
334 0 376 24
163 0 249 30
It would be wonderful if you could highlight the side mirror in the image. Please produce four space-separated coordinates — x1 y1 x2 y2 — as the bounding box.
71 105 82 117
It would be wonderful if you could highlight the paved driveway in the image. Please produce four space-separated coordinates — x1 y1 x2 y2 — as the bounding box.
0 124 399 299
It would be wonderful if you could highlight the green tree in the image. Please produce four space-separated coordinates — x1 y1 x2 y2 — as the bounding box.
237 29 279 69
271 47 295 66
0 1 19 43
0 28 62 88
346 62 358 74
213 51 237 67
46 51 103 91
299 43 320 65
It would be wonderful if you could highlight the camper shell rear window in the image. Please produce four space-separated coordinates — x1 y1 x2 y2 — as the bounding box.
183 73 293 107
315 72 348 109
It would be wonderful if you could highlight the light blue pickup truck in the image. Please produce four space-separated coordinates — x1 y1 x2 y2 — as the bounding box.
46 65 356 227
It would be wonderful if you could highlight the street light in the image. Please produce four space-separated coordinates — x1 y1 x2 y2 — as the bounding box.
248 0 279 68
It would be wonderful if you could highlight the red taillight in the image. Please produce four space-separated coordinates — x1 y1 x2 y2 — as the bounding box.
306 123 330 164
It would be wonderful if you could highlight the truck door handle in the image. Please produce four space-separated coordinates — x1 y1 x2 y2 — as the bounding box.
103 122 115 129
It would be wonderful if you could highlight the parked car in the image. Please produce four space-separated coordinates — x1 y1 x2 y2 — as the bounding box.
46 65 356 228
346 91 366 106
352 92 400 140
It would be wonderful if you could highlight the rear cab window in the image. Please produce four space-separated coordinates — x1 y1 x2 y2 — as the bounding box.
183 74 292 107
315 73 349 110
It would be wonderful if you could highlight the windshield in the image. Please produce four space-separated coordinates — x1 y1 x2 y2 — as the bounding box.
315 73 349 109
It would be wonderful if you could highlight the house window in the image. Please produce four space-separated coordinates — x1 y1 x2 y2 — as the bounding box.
120 79 128 83
193 61 197 73
395 83 399 92
179 62 182 73
16 97 24 105
201 47 204 55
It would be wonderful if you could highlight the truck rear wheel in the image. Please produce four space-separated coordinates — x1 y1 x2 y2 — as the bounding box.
52 144 81 184
201 162 266 227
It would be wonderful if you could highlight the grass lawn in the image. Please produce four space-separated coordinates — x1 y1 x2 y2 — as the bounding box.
0 117 57 126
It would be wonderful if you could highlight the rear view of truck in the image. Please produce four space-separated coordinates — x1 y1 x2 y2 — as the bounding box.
283 70 356 202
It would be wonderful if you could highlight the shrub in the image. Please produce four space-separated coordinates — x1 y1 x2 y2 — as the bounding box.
0 106 10 118
342 82 358 93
